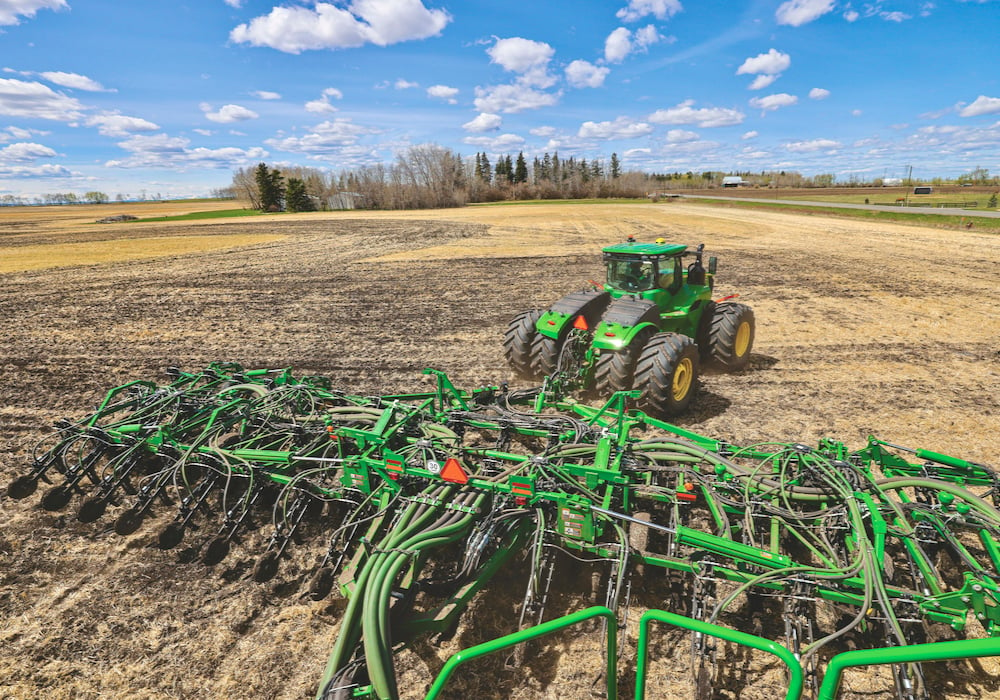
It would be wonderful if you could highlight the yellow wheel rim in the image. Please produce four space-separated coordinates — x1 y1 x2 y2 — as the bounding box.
734 321 751 357
672 358 694 401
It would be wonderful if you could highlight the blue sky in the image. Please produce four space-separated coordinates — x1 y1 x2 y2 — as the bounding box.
1 0 998 199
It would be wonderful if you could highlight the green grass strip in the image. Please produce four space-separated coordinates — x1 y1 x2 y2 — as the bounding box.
140 208 267 222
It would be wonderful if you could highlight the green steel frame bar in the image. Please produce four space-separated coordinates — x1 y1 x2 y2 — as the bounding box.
424 606 618 700
635 609 804 700
817 637 1000 700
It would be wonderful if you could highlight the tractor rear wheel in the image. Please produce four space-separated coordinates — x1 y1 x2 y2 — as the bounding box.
530 333 562 378
594 328 654 395
503 309 542 377
632 333 700 417
709 302 755 371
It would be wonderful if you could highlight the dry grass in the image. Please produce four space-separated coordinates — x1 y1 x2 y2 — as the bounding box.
0 200 998 699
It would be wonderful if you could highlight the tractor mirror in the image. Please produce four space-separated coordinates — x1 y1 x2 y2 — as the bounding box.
708 256 718 275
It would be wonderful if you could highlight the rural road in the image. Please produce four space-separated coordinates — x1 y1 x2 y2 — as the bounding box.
678 193 1000 218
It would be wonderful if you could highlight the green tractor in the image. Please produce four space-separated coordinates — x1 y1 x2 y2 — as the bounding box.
504 237 755 416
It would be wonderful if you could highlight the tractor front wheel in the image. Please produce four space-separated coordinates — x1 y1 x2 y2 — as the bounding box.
594 328 654 395
503 309 542 377
632 333 700 417
709 302 755 371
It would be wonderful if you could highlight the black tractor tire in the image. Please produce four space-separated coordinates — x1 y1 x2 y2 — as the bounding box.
632 333 700 417
709 302 755 371
694 300 717 363
594 328 654 395
530 332 563 378
503 309 542 377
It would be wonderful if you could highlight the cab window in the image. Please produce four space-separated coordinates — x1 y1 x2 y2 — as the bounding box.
607 259 656 291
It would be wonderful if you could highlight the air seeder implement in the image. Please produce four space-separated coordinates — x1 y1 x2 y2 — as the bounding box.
504 238 754 416
9 361 1000 700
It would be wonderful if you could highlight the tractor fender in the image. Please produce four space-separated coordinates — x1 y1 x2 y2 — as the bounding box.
536 290 611 339
593 321 660 352
591 296 659 350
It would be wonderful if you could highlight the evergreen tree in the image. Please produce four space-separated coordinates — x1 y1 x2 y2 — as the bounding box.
610 152 621 179
540 153 552 181
255 162 285 211
477 152 491 182
285 177 312 212
494 156 507 183
514 151 528 184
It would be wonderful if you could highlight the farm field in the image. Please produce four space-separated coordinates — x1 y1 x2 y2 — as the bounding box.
1 200 998 699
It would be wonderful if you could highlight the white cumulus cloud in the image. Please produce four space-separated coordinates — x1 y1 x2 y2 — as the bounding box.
604 24 661 63
648 99 744 127
565 60 609 88
427 84 458 103
0 0 66 26
488 36 553 73
201 103 259 123
786 138 840 152
809 87 830 100
473 84 560 114
462 133 525 150
749 74 779 90
665 129 699 143
86 113 161 137
578 117 653 140
463 113 502 132
395 79 419 89
604 28 632 63
530 126 556 137
38 71 113 92
959 95 1000 117
749 93 798 112
0 141 57 162
106 133 269 169
267 118 380 156
617 0 682 22
251 90 282 100
0 78 84 121
737 49 790 76
487 37 556 88
305 87 343 113
742 130 759 139
775 0 834 26
230 0 451 53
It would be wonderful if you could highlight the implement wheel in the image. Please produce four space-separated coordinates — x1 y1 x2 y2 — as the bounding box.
632 333 700 417
709 302 755 371
594 328 654 395
503 309 542 377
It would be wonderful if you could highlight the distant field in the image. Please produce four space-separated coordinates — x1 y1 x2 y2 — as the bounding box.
0 233 286 274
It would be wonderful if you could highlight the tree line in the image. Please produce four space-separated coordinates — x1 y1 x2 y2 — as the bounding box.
225 146 1000 213
224 146 656 211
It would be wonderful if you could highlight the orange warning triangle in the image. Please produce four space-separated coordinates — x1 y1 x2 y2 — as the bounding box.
573 315 589 330
440 457 469 484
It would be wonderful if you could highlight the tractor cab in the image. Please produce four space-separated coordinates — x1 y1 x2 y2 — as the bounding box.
602 238 714 304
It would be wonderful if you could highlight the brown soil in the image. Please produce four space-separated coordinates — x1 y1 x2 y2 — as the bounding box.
0 202 998 699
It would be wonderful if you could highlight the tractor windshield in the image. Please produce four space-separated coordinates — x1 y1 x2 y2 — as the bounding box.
607 258 656 292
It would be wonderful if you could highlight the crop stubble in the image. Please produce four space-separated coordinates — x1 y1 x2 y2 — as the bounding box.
0 202 997 699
